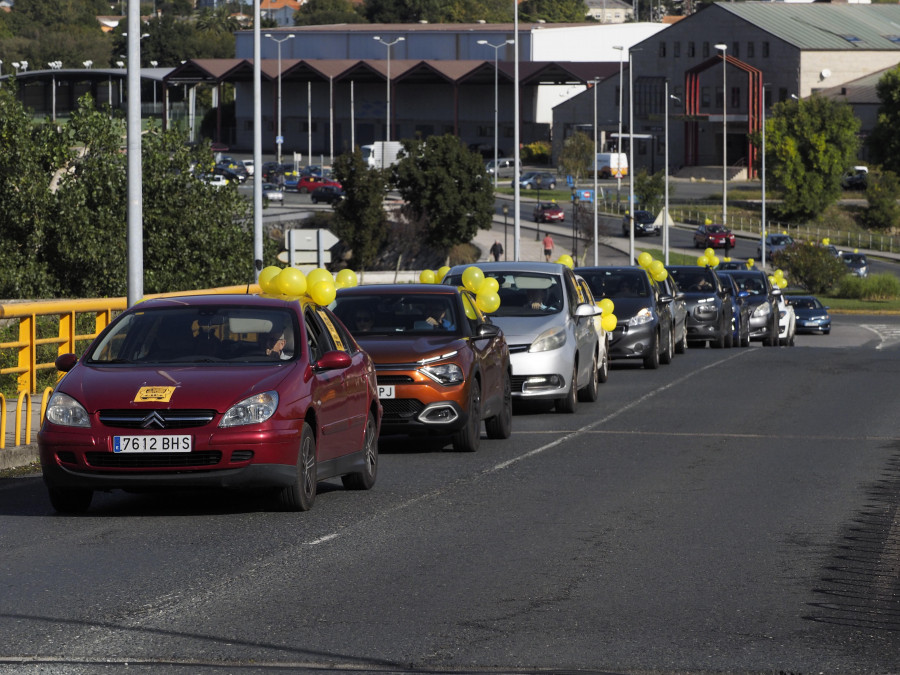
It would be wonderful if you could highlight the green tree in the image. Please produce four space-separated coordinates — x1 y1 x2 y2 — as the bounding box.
558 130 593 183
770 244 846 295
295 0 366 25
862 169 900 230
634 169 665 215
394 134 494 251
331 149 389 270
762 95 860 222
867 65 900 174
520 0 587 22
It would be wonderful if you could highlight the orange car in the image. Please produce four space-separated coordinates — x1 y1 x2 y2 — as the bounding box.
333 285 511 452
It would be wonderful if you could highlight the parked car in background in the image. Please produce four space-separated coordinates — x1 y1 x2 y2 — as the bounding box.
622 210 660 237
298 175 342 194
310 185 345 204
486 157 520 179
576 266 677 369
515 171 557 190
840 252 868 278
333 285 511 453
717 268 780 346
533 201 564 223
214 166 246 184
693 224 736 249
718 260 748 270
216 157 249 181
758 233 794 259
841 166 868 190
719 272 751 347
262 183 283 202
666 266 735 348
444 262 603 413
198 173 229 188
775 293 797 346
261 161 282 184
787 295 831 334
38 294 381 513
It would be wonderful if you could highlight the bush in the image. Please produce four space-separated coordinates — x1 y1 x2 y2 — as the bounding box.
771 244 847 294
834 273 900 300
522 141 551 165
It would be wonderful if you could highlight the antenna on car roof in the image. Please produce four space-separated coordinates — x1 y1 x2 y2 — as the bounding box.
248 259 263 294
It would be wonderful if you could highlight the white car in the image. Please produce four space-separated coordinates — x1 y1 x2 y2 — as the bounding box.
776 293 796 346
242 159 255 177
199 173 228 188
444 261 603 414
262 183 284 202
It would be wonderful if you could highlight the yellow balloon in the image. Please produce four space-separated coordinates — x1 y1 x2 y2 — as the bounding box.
638 252 653 269
704 247 715 259
276 267 308 296
708 255 720 268
768 275 776 285
746 258 755 269
774 269 785 279
601 313 617 332
777 278 787 289
479 277 499 295
723 257 732 262
476 291 501 313
598 298 614 315
306 268 333 289
462 266 484 292
822 237 830 246
652 269 668 282
463 300 478 320
649 260 664 276
310 280 337 306
437 266 451 281
419 269 436 284
258 266 282 294
336 268 358 288
697 256 709 267
558 254 574 269
704 217 712 226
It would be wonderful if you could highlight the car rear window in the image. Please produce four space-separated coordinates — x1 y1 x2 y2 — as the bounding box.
333 294 460 334
579 270 649 299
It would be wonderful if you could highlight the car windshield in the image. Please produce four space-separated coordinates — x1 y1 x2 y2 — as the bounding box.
87 306 298 365
843 254 866 264
578 270 649 299
333 294 459 334
635 211 654 223
538 202 558 210
720 272 765 295
445 272 564 317
770 235 792 246
668 268 717 292
707 225 727 233
788 297 822 310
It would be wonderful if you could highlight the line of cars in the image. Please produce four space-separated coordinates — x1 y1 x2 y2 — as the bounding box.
36 258 826 515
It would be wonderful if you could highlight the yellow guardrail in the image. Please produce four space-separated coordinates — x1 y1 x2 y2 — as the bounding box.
1 284 260 450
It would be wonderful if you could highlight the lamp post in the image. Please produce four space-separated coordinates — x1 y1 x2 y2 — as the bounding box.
613 45 624 205
628 48 636 265
665 83 680 265
715 43 728 228
265 32 295 165
502 204 509 260
477 39 514 190
761 84 768 271
373 36 405 142
48 60 62 121
592 76 600 265
11 62 20 74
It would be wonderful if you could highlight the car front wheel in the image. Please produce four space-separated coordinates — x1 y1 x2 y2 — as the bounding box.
278 422 317 511
643 331 660 369
578 352 599 402
452 380 482 452
555 363 578 413
47 486 93 514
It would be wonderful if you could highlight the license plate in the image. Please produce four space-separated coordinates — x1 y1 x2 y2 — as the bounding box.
377 385 395 399
113 435 192 453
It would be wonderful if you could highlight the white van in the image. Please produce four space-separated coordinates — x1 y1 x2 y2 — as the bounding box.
485 157 521 178
593 153 628 179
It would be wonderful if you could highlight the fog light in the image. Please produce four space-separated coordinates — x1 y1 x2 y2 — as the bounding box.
522 375 562 391
418 405 459 424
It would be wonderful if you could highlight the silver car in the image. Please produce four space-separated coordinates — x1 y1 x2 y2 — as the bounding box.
445 262 602 413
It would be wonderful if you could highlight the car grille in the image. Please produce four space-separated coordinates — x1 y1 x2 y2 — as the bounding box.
510 376 528 393
99 410 216 429
507 344 531 354
85 451 222 468
380 399 424 423
376 375 415 385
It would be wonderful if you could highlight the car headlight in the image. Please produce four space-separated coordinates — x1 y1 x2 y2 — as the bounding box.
220 391 279 427
45 392 90 428
529 326 567 352
627 308 654 326
421 363 464 385
752 303 771 318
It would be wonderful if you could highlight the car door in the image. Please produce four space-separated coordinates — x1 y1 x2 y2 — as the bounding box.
564 270 597 387
459 291 506 417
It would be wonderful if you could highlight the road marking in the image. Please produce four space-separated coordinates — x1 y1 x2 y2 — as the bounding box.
861 324 900 350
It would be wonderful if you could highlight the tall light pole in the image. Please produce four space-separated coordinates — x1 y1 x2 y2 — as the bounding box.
48 60 62 121
477 39 514 190
592 77 600 265
613 45 624 204
374 36 405 142
513 2 521 260
665 83 680 266
761 84 768 271
715 43 728 228
628 48 636 265
265 32 294 165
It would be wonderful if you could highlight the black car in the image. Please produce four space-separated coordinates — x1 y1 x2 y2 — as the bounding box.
656 271 688 353
716 268 780 346
576 266 677 369
666 266 735 348
310 185 345 204
622 210 660 237
719 272 751 348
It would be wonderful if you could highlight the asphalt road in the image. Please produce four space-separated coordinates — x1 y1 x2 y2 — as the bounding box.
2 314 899 673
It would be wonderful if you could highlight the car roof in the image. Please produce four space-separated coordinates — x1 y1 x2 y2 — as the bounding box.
447 261 569 275
337 284 461 297
136 293 315 311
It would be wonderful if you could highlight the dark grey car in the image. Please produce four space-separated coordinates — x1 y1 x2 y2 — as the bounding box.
717 268 780 346
666 266 735 349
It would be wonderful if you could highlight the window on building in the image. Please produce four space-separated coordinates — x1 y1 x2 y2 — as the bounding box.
747 42 754 58
703 42 710 58
778 88 788 102
715 86 723 109
730 86 740 109
732 41 739 58
763 41 770 57
659 41 666 58
688 42 696 58
674 42 681 58
701 86 710 108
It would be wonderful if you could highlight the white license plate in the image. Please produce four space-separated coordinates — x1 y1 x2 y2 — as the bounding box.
113 435 192 453
377 385 395 399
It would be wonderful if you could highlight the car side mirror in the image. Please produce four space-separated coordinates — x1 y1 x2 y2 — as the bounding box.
316 351 352 371
739 291 749 299
575 303 601 317
658 294 674 304
55 353 78 372
772 288 783 297
477 323 501 338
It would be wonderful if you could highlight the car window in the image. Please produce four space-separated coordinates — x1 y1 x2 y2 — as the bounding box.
304 308 336 363
333 294 459 334
460 292 484 333
445 271 564 318
668 268 717 293
87 306 298 364
579 270 649 299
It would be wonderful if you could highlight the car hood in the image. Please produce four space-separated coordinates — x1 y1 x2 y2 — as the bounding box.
58 363 295 413
355 335 470 365
604 297 654 320
489 314 567 344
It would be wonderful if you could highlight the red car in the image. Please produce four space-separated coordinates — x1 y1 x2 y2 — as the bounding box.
533 201 565 223
693 224 736 249
297 175 341 193
38 294 381 513
333 285 512 453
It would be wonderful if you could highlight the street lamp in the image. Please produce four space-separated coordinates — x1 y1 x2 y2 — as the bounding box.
20 61 28 72
265 32 295 165
502 203 509 260
715 43 728 228
665 83 680 265
48 60 62 121
374 36 405 142
613 45 624 204
592 76 600 265
477 39 514 190
83 60 93 69
628 48 636 265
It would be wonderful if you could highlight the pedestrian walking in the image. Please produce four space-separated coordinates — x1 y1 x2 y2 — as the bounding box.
542 232 554 262
489 240 504 261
